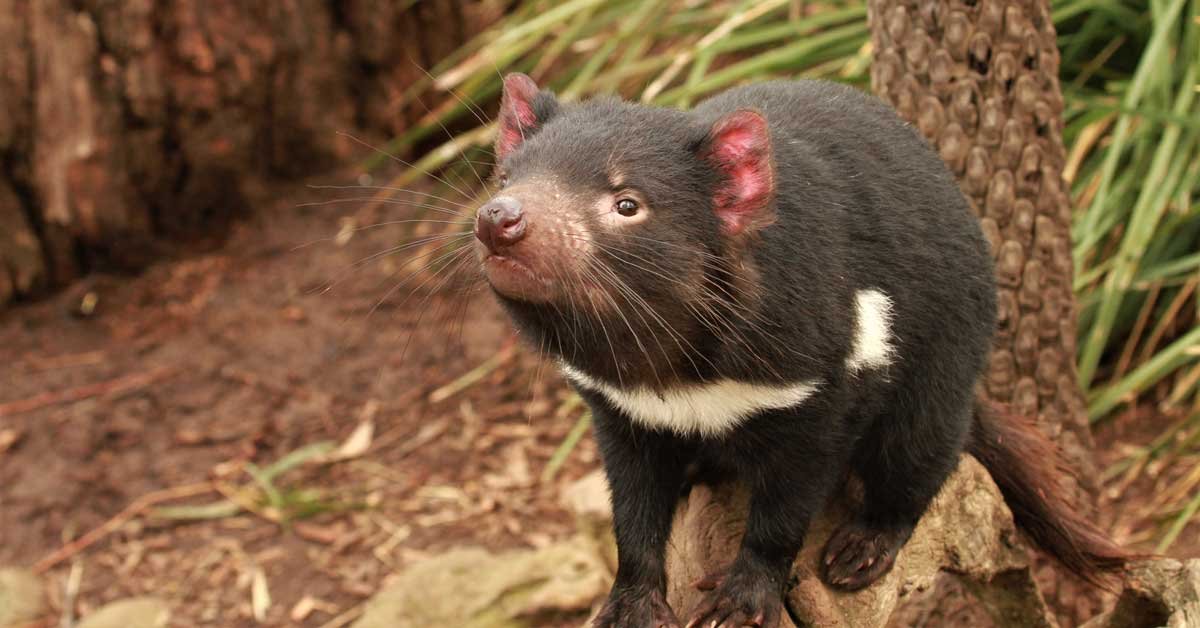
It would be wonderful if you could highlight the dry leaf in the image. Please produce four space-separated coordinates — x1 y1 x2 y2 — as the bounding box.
290 596 316 622
251 567 271 622
317 401 377 463
0 428 20 454
329 420 374 461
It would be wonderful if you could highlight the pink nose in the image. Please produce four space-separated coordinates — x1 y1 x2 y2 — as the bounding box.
475 196 526 253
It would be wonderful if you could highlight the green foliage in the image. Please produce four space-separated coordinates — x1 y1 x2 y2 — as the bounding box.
392 0 1199 426
150 441 365 523
1063 0 1199 424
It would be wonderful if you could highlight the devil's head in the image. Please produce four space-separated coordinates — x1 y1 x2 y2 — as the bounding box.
474 73 778 387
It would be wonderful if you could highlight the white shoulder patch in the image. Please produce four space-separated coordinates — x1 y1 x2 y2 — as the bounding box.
560 365 820 437
846 288 896 372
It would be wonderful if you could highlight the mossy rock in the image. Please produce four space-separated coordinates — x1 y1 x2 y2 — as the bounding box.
354 535 611 628
77 597 170 628
0 568 45 627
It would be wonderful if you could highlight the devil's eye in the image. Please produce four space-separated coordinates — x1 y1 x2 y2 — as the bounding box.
615 198 640 216
497 173 509 187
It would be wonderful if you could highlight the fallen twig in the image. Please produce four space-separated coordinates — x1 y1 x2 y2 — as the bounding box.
541 410 592 483
428 341 517 403
24 350 107 371
34 481 215 573
0 367 175 418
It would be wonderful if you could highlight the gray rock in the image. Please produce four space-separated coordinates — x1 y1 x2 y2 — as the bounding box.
0 568 44 627
353 534 611 628
77 597 170 628
561 469 617 572
561 469 611 523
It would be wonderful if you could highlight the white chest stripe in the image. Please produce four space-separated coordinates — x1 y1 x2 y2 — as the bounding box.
846 289 896 372
560 365 821 437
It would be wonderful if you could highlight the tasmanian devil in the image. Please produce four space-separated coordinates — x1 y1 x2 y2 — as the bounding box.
471 72 1127 627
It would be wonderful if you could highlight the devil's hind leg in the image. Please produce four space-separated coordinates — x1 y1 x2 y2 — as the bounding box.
821 360 974 591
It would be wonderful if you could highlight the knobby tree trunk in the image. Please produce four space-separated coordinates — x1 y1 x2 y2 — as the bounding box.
869 0 1095 484
0 0 488 308
869 0 1099 621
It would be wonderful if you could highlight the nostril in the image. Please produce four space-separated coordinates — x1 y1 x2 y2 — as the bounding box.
476 196 527 251
497 211 522 229
497 216 526 245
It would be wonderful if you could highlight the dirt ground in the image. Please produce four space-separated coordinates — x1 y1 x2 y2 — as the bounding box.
0 176 601 627
0 176 1195 627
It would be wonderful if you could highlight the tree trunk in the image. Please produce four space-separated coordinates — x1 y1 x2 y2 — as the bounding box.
868 0 1099 621
0 0 490 308
868 0 1095 487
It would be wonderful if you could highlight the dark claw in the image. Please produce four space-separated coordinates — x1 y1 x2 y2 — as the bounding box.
592 587 681 628
820 518 914 591
685 568 782 628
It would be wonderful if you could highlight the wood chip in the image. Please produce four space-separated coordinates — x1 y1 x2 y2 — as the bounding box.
294 522 341 545
327 419 374 461
290 595 317 622
0 428 20 454
251 567 271 623
393 420 447 459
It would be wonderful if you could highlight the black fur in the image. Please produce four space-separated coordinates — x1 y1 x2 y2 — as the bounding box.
479 77 1122 627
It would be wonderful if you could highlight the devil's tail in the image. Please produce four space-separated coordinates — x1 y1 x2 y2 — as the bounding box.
967 398 1131 586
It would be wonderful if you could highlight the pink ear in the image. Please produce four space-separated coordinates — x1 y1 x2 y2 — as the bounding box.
702 110 776 236
496 73 541 160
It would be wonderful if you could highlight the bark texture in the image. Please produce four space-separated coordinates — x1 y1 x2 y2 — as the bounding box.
868 0 1094 483
0 0 487 308
662 465 1200 628
866 0 1101 620
665 457 1060 628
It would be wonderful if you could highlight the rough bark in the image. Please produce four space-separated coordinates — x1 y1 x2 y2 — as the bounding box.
662 466 1200 628
869 0 1094 491
1083 559 1200 628
0 0 490 308
867 0 1102 620
665 457 1060 628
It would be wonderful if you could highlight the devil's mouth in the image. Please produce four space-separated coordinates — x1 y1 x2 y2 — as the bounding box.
483 254 552 302
485 253 535 275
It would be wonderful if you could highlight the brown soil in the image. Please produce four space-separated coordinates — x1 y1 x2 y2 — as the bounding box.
0 177 598 627
0 176 1194 627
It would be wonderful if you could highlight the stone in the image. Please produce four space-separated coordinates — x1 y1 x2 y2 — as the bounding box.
77 597 170 628
0 568 45 627
353 534 612 628
562 469 611 523
562 469 617 570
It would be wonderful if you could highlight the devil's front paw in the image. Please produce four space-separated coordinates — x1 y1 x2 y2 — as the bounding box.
592 587 681 628
684 568 783 628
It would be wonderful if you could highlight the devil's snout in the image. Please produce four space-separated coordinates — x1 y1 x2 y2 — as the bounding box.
475 196 527 253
